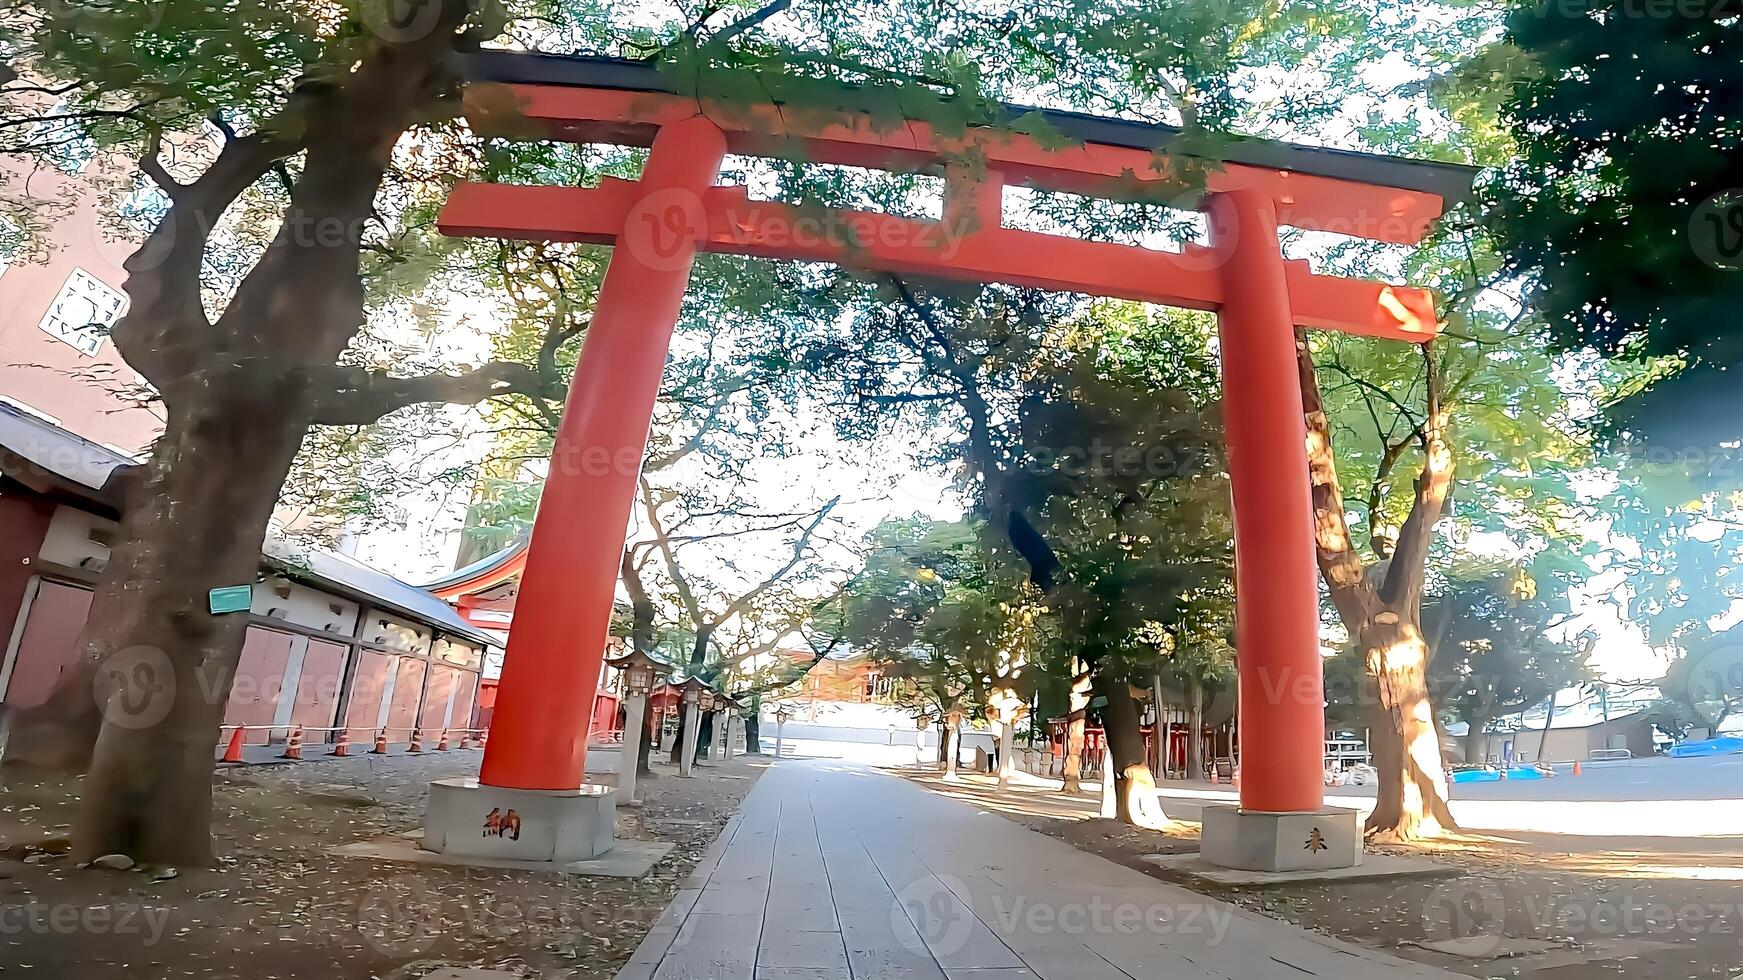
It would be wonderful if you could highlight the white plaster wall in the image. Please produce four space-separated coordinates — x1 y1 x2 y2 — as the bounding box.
40 506 364 637
37 505 112 568
252 578 360 635
433 635 482 671
362 612 430 656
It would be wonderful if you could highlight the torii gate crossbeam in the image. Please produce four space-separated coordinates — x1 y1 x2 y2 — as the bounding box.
429 52 1476 873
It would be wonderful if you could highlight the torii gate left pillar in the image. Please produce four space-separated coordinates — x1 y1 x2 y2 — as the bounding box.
421 117 727 864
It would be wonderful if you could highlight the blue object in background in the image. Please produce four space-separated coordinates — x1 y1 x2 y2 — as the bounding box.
1669 736 1743 758
1449 765 1552 783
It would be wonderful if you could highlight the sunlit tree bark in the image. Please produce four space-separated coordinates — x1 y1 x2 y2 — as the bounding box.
1299 332 1457 841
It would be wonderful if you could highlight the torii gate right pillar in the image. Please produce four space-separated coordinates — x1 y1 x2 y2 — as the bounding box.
1201 189 1361 871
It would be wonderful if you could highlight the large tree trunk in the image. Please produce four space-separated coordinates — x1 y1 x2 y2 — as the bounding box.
620 547 659 657
1359 619 1455 840
668 710 689 765
1187 676 1205 779
1462 707 1492 764
1 0 537 868
1094 672 1169 829
745 712 761 754
1299 333 1457 841
697 712 715 761
669 626 714 764
996 720 1015 790
10 385 310 865
1060 659 1091 793
638 692 657 776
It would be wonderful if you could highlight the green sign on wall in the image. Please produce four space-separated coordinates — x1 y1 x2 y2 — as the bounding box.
208 585 254 615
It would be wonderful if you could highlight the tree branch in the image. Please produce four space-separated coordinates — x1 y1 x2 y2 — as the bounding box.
1298 330 1381 627
138 126 184 201
1381 345 1454 611
308 362 550 426
705 497 842 633
642 477 707 633
110 120 305 387
1365 430 1423 555
705 0 793 46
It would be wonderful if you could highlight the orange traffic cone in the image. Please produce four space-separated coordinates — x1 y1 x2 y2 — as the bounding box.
370 729 389 754
330 729 351 757
436 730 450 752
221 726 246 764
280 725 304 761
408 729 424 753
1572 760 1583 776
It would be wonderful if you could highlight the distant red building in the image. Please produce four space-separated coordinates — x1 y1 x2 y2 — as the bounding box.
424 538 622 740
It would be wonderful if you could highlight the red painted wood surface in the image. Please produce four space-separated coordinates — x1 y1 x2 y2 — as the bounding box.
385 656 426 737
442 180 1437 344
290 638 346 732
1210 190 1326 813
590 691 622 739
225 628 293 744
343 650 392 739
419 664 458 731
2 581 92 708
467 85 1448 245
476 116 728 792
0 494 55 649
449 670 478 732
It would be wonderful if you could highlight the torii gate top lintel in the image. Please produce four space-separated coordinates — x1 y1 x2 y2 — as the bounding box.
458 51 1475 244
444 50 1473 840
443 51 1476 344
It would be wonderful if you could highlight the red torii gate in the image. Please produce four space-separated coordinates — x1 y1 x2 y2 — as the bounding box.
435 52 1474 867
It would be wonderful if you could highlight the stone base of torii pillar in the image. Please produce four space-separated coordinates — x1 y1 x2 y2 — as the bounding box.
421 778 618 862
1199 806 1362 873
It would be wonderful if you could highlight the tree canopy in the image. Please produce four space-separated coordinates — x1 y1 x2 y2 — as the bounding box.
1485 0 1743 444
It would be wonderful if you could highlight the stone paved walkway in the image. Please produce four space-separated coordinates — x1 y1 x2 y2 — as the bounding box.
619 758 1456 980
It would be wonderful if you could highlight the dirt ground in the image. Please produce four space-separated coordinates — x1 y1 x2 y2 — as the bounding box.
903 768 1743 980
0 749 766 979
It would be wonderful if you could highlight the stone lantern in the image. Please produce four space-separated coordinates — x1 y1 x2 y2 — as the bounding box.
714 693 738 761
605 649 671 805
942 707 966 779
676 677 714 777
986 686 1029 790
773 704 793 759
